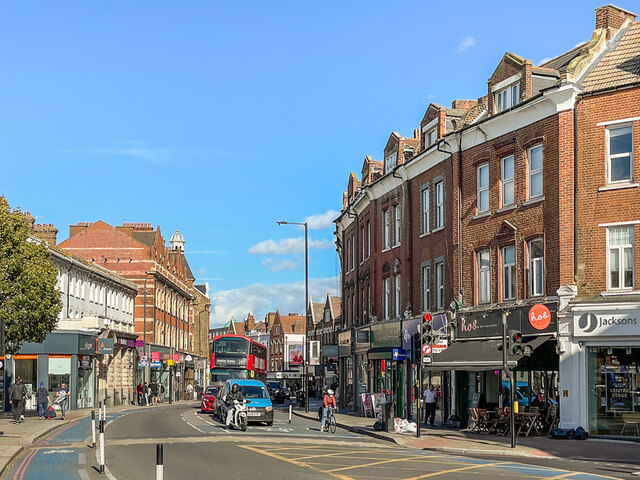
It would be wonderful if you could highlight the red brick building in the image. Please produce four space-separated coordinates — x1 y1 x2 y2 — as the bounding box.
59 221 197 394
335 4 638 429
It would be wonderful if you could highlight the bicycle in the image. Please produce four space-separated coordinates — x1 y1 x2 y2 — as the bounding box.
326 406 336 434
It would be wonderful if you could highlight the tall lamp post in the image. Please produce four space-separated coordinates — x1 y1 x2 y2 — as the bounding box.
277 220 309 413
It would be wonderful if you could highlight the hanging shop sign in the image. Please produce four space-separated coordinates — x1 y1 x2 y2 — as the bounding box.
97 338 114 355
135 340 144 348
78 356 93 370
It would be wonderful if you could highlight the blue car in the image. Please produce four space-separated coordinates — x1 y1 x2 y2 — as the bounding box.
220 379 274 426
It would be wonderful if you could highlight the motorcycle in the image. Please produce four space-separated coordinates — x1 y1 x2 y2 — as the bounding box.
223 398 249 431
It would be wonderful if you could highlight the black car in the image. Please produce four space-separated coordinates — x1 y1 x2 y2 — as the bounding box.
267 381 285 404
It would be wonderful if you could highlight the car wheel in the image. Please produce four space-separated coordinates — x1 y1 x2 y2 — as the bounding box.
266 420 273 426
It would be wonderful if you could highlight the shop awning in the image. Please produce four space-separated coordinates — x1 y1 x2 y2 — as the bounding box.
430 335 552 371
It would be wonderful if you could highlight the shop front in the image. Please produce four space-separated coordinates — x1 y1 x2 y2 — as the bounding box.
402 317 420 420
559 303 640 438
369 321 404 417
338 331 352 409
354 326 370 410
434 302 558 426
6 331 97 412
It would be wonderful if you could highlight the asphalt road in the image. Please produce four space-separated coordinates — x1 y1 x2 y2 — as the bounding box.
5 403 638 480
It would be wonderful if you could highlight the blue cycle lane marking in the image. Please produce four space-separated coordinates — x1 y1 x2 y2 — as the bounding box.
7 411 130 479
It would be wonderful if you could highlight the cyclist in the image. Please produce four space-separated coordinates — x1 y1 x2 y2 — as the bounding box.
320 388 337 432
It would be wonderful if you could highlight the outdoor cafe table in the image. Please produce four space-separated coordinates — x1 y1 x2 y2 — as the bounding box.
516 411 541 437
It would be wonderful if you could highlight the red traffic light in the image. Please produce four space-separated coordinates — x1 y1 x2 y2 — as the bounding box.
423 313 432 322
512 331 522 342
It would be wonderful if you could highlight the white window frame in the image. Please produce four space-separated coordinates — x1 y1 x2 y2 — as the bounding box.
361 226 365 263
477 163 489 213
382 210 390 250
383 277 391 320
436 261 445 310
494 83 520 113
502 245 516 300
606 124 633 184
385 152 397 174
501 155 515 207
422 187 430 234
351 235 356 271
607 225 635 291
425 128 437 148
528 238 544 297
346 238 351 271
435 181 444 229
422 265 431 311
477 249 490 304
393 204 401 246
528 144 543 200
394 274 401 319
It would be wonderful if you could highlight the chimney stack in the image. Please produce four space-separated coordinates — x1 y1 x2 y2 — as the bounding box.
32 224 58 247
595 4 637 39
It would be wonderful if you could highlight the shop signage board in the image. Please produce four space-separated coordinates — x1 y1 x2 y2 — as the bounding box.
392 348 406 361
309 340 320 365
97 338 114 355
356 329 370 345
573 308 640 337
78 356 92 370
172 354 180 362
151 352 160 362
135 340 144 348
150 361 162 368
321 345 338 357
370 322 401 348
338 331 351 347
457 303 557 339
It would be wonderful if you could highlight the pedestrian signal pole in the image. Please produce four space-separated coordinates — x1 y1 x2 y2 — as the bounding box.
502 312 516 448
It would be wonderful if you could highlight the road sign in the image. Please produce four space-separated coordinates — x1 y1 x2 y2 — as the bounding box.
422 356 432 363
137 361 148 368
432 339 448 354
150 361 162 368
141 355 148 362
392 348 406 361
422 344 432 355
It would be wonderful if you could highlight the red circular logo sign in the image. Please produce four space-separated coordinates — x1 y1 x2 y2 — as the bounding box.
528 304 551 330
422 344 432 355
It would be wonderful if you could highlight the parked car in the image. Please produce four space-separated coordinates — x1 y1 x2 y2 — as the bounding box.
201 385 222 414
218 379 274 426
282 386 291 401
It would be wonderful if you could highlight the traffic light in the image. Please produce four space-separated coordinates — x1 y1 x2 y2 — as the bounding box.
509 330 523 355
421 313 433 345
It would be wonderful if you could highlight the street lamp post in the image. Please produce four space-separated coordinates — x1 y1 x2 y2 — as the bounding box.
277 220 309 413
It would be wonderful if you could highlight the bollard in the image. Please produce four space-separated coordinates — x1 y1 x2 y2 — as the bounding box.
288 404 292 423
91 410 96 448
103 404 106 423
156 444 164 480
99 419 105 474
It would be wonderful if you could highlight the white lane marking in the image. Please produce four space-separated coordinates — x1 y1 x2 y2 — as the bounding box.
78 452 86 464
78 469 90 480
42 449 75 454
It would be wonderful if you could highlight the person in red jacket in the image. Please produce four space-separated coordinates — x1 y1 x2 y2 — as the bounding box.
320 389 337 432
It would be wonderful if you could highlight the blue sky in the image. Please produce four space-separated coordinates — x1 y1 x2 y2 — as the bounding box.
2 1 636 326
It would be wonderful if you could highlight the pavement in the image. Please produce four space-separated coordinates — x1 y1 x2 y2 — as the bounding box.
293 402 640 464
0 400 183 478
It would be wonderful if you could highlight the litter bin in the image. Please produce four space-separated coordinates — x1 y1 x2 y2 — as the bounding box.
382 402 392 432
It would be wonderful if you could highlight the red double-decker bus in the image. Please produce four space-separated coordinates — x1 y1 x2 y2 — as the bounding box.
209 335 267 384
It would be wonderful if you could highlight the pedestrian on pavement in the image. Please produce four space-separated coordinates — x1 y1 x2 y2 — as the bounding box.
149 379 159 405
9 376 27 424
186 382 194 400
320 389 337 432
423 384 437 426
36 382 50 420
142 382 149 406
136 382 143 406
55 382 70 420
159 382 165 403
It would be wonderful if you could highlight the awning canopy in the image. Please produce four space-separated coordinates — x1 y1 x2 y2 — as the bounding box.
430 335 552 371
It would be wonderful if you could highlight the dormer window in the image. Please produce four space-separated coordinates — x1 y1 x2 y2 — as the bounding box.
384 152 397 174
424 128 437 148
495 83 520 113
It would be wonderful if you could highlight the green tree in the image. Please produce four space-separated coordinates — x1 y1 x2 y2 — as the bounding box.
0 197 61 353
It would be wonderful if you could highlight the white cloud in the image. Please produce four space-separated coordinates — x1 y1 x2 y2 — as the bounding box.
248 237 334 255
458 37 477 52
211 277 340 327
303 210 339 230
261 259 299 272
197 268 206 276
